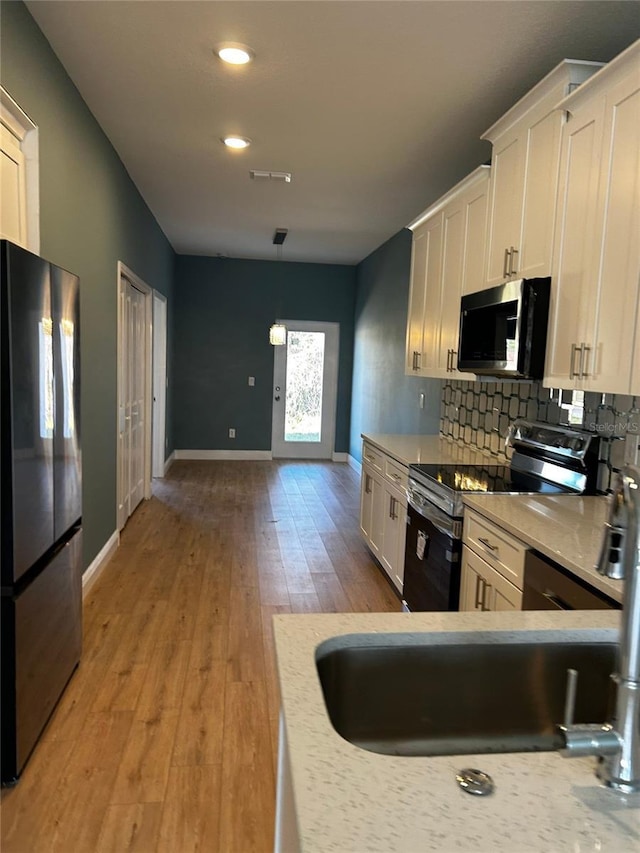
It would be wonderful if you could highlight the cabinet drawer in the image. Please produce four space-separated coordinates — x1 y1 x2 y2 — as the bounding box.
463 509 528 589
362 442 383 473
384 457 409 490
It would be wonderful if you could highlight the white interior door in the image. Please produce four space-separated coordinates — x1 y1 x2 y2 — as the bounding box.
271 320 339 459
118 268 152 530
152 292 167 478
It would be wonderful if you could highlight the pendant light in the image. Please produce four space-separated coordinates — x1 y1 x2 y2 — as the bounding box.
269 230 289 345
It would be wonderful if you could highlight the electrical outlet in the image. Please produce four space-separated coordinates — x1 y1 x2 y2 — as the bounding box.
229 428 236 439
248 376 255 386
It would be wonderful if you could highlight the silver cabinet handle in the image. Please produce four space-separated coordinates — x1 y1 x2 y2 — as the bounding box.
509 246 518 276
451 350 457 372
581 342 591 377
474 574 484 609
365 474 371 494
389 495 396 520
570 343 583 379
412 351 417 371
503 248 511 279
478 536 498 553
481 580 491 611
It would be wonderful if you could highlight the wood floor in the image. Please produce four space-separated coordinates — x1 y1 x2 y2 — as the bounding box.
1 460 400 853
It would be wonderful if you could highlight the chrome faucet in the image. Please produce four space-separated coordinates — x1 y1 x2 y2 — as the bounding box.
558 465 640 794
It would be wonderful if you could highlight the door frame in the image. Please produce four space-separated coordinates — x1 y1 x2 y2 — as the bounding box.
152 291 167 478
116 261 153 531
271 319 340 460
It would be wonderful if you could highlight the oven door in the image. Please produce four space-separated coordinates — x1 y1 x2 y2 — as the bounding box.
402 500 462 612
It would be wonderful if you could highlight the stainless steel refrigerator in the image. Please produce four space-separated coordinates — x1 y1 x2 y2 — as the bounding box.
1 240 82 784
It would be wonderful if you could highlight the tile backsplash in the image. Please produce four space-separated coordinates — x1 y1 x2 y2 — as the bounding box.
440 380 640 493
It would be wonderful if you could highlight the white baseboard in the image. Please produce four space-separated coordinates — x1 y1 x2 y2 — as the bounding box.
174 449 273 461
82 530 119 597
332 452 349 462
348 454 362 474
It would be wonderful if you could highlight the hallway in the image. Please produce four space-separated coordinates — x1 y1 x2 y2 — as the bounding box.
1 460 400 852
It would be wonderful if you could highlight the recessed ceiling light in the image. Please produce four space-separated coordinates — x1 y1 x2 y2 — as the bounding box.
222 135 251 150
215 43 254 65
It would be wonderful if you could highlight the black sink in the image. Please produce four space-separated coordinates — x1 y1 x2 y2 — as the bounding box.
315 638 616 757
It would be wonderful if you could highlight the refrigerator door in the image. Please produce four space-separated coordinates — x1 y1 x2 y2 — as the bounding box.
1 527 82 783
52 264 81 540
1 242 54 585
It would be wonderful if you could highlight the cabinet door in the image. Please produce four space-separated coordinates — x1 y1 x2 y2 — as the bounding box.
461 173 489 296
518 108 563 279
460 546 522 612
485 130 523 286
380 486 404 590
459 548 484 611
419 213 444 372
586 69 640 394
438 202 465 372
393 493 408 593
360 467 386 556
544 98 605 389
405 223 429 374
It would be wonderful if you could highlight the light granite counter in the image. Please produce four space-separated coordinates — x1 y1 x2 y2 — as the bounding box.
361 433 496 468
464 494 623 604
274 610 640 853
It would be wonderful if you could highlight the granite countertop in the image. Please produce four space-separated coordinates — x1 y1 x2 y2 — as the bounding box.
361 433 499 467
274 610 640 853
464 494 623 603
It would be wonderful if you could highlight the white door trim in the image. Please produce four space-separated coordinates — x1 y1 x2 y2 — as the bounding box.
152 291 167 478
271 320 340 460
116 261 153 531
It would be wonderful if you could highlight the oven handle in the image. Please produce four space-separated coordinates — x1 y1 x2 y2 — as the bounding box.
407 489 458 538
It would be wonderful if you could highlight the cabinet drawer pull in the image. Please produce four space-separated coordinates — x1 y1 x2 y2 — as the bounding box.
569 343 582 379
481 581 491 611
451 350 457 372
365 474 371 494
581 343 591 377
503 248 511 279
474 574 484 609
478 536 498 553
509 246 518 276
389 496 396 520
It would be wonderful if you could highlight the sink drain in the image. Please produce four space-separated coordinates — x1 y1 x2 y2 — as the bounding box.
456 768 495 796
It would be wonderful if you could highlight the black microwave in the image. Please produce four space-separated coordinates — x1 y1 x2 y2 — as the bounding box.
457 277 551 379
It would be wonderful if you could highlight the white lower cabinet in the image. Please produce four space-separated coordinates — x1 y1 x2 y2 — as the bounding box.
360 442 408 593
460 546 522 612
459 508 527 612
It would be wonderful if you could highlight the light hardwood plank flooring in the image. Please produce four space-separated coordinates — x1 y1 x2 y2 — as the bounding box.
1 460 400 852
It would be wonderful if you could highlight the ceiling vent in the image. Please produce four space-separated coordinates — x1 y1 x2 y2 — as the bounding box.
250 170 292 183
273 229 288 245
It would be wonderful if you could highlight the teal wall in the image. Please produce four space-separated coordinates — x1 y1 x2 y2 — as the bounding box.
350 229 441 461
173 255 357 453
1 2 175 569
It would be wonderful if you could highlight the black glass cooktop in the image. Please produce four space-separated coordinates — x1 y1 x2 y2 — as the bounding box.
409 463 574 495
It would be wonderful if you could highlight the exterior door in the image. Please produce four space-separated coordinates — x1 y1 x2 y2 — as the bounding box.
118 275 147 527
271 320 339 459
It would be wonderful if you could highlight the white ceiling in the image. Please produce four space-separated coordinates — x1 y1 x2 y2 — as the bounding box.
24 1 640 265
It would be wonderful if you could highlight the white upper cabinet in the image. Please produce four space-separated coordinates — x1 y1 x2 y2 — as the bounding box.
545 40 640 394
405 166 489 378
482 60 603 287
